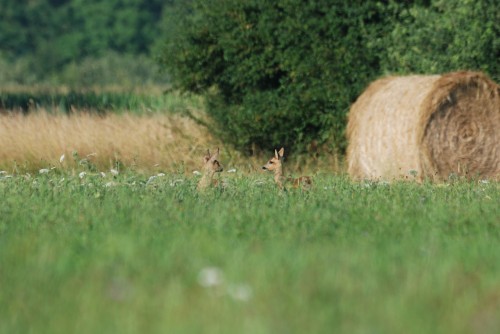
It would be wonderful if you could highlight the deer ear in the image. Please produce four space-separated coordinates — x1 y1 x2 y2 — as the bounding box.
274 149 279 159
203 149 211 163
212 147 220 159
278 147 284 158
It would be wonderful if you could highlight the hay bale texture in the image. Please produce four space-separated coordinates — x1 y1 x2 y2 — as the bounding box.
346 71 500 181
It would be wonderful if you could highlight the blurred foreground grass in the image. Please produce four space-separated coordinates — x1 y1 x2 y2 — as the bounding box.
0 172 498 334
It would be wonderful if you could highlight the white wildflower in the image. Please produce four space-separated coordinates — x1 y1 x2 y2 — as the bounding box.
147 173 166 185
193 170 202 176
480 179 489 184
227 168 237 173
59 154 65 163
105 182 117 188
0 171 7 175
79 171 87 179
100 172 106 177
110 169 119 176
227 284 253 302
198 267 224 288
170 179 184 187
39 168 49 174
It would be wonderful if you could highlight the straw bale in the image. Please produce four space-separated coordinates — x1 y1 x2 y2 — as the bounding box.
346 71 500 181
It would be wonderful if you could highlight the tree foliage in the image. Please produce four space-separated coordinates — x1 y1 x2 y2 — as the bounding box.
160 0 499 154
160 0 400 153
382 0 500 82
0 0 172 83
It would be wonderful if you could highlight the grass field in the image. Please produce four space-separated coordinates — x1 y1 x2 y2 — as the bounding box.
0 88 498 333
0 171 498 334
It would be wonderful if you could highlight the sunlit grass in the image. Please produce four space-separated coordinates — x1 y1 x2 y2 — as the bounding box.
0 113 341 176
0 110 220 173
0 87 342 175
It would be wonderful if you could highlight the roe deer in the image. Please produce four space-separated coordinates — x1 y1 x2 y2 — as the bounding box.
197 148 224 191
262 147 312 190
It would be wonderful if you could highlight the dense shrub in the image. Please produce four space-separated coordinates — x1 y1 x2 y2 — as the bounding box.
382 0 500 82
59 52 168 88
160 0 398 153
160 0 499 155
0 54 40 85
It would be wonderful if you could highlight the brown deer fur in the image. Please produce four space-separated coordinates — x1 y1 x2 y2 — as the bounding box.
197 148 223 191
262 147 312 190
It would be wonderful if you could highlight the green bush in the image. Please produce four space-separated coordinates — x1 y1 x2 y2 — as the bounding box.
160 0 397 153
382 0 500 82
58 52 168 88
160 0 499 155
0 53 41 85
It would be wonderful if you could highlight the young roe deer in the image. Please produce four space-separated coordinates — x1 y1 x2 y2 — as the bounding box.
197 148 224 191
262 147 312 190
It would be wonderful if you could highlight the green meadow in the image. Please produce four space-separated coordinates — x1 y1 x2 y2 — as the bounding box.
0 171 498 334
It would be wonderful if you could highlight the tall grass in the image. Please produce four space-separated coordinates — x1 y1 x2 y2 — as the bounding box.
0 88 341 174
0 111 217 173
0 111 339 174
0 173 498 334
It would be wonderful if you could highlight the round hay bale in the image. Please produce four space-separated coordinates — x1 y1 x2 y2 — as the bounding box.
346 71 500 181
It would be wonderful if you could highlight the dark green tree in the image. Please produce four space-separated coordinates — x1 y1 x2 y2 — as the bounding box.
0 0 173 82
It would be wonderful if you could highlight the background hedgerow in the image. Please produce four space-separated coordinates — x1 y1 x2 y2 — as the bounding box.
160 0 397 154
160 0 499 155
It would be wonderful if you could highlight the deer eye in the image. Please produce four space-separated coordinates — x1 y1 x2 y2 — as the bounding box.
269 161 274 164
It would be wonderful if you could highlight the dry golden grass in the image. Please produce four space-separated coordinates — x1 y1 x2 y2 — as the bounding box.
0 110 341 175
0 110 218 173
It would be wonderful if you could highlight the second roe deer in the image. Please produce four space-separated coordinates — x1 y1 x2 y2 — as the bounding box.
197 148 223 191
262 147 312 190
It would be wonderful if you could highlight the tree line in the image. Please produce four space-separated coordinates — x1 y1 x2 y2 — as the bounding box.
0 0 179 85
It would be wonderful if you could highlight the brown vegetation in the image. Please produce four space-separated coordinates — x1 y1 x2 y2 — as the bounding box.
347 71 500 181
0 111 219 173
0 110 339 175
